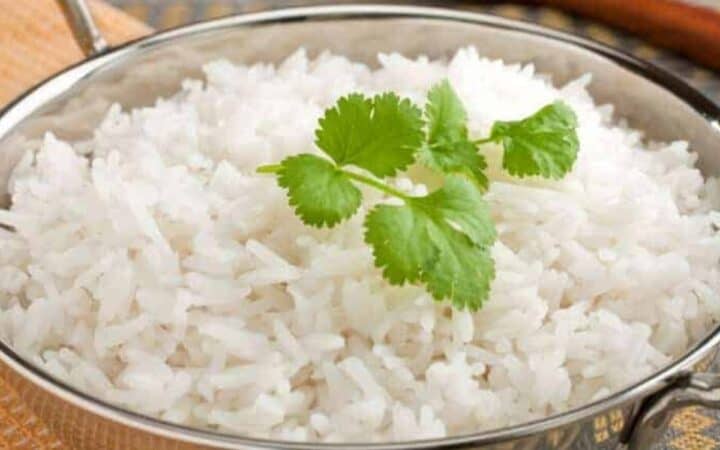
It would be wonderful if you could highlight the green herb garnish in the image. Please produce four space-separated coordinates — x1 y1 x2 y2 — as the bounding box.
489 101 579 179
258 81 579 310
420 80 489 190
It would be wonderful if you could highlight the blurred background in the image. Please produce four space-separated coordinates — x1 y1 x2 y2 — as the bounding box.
3 0 720 105
102 0 720 102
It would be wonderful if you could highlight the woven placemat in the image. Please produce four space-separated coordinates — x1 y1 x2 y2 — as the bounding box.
1 1 720 449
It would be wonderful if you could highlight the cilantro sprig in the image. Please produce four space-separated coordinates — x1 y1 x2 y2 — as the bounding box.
258 81 579 310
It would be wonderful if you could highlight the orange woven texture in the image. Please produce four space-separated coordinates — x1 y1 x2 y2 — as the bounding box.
0 3 149 447
0 0 151 106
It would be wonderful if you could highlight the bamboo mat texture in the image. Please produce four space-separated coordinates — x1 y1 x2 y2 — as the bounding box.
1 1 720 449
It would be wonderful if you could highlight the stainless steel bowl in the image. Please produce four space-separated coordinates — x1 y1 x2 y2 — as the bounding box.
1 3 720 449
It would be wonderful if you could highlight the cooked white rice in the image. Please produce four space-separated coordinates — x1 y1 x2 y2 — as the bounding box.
0 47 719 442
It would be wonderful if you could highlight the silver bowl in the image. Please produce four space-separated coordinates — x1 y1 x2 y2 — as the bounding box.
1 3 720 449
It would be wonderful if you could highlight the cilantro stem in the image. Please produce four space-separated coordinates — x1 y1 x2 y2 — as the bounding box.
342 170 411 201
258 163 410 201
473 136 496 145
257 164 283 174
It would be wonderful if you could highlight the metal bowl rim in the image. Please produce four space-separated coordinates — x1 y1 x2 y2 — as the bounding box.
0 4 719 449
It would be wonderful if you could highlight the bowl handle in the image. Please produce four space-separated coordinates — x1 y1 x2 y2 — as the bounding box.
56 0 109 56
625 372 720 448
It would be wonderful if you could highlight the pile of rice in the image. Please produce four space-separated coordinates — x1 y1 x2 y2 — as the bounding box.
0 47 718 442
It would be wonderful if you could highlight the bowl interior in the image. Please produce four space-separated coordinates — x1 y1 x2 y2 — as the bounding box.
0 5 719 448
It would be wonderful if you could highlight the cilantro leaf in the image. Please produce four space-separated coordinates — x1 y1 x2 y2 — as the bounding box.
422 224 494 311
364 204 438 285
490 101 579 179
364 174 495 310
420 80 488 189
426 80 468 143
276 154 361 228
315 92 424 177
420 139 489 190
415 174 495 247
